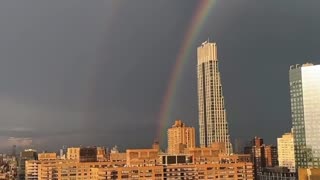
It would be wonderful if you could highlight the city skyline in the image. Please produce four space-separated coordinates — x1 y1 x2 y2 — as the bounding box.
0 0 319 152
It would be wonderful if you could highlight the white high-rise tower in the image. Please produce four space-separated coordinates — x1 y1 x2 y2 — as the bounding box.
197 40 232 154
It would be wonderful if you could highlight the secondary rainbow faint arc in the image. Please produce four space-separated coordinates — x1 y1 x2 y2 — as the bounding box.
156 0 217 143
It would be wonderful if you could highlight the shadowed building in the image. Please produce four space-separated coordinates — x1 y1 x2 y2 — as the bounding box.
258 167 296 180
289 63 320 168
18 149 37 180
67 147 97 162
244 137 278 179
234 138 245 154
265 145 278 167
197 40 232 154
245 137 266 178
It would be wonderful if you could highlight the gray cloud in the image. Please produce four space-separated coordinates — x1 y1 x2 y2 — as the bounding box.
8 137 33 147
0 0 319 151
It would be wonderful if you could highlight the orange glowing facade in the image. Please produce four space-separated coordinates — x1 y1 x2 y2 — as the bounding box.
167 120 195 154
92 146 253 180
25 144 253 180
298 168 320 180
91 162 253 180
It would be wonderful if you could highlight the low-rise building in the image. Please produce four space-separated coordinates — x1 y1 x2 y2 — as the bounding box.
26 159 116 180
97 147 107 162
91 162 253 180
91 165 163 180
126 148 159 166
258 167 296 180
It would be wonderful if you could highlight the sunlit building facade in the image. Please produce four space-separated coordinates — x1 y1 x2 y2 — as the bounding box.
277 130 295 172
298 168 320 180
197 40 232 153
92 145 253 180
167 120 195 154
26 146 253 180
26 159 112 180
91 162 253 180
289 63 320 168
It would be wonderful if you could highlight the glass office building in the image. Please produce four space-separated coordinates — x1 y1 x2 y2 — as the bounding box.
289 63 320 168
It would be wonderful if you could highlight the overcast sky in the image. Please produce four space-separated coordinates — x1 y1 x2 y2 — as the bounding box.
0 0 319 152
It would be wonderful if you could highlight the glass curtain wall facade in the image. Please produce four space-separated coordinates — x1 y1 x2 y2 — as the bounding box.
289 63 320 168
197 41 232 154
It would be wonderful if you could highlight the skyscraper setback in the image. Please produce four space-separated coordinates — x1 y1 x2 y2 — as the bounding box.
197 40 232 154
289 63 320 168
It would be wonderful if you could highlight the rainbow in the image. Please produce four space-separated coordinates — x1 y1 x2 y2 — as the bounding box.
156 0 217 145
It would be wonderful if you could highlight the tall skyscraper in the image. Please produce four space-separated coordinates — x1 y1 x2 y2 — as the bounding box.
289 63 320 168
277 130 295 172
167 120 195 154
197 40 232 153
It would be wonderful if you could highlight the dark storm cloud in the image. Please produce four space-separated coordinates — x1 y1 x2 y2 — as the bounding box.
0 0 319 151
